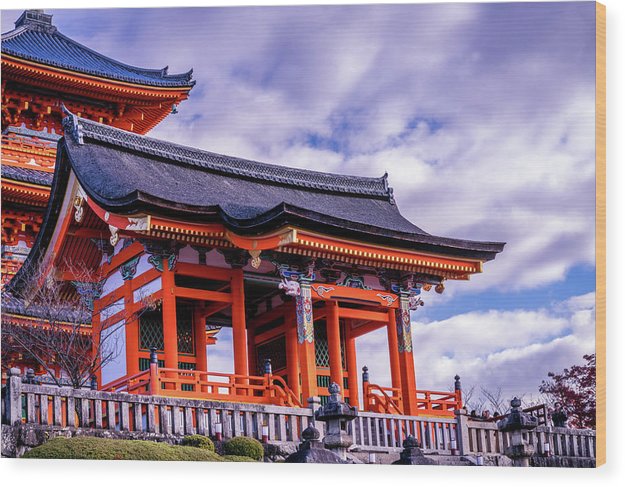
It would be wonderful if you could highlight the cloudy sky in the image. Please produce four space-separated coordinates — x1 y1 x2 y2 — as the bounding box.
2 2 597 403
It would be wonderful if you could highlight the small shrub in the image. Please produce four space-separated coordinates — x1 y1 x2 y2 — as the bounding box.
22 437 223 461
181 435 215 452
223 436 264 461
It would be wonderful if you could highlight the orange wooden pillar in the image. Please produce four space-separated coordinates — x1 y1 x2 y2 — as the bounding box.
326 300 343 389
92 301 102 388
396 292 418 415
386 309 402 392
296 279 318 401
161 264 179 384
124 280 139 376
285 308 301 399
194 306 208 372
231 269 249 391
345 323 359 409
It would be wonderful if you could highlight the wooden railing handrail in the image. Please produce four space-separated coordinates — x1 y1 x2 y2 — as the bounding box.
101 369 150 392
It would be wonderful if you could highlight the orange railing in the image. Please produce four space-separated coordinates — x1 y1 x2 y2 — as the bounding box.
364 383 404 415
101 366 301 408
363 382 462 417
415 389 462 417
101 369 151 394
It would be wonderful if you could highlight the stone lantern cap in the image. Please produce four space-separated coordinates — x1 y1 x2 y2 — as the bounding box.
497 397 538 432
314 383 358 421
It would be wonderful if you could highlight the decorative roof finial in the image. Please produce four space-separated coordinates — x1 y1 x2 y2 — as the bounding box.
15 10 56 33
60 104 84 145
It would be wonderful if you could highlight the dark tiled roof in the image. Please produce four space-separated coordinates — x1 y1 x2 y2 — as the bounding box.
60 113 504 260
1 292 91 325
3 125 61 142
1 164 54 187
2 10 195 89
74 117 392 198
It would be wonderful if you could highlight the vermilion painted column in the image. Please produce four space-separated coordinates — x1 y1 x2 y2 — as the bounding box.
161 265 179 374
285 308 301 399
194 306 208 393
247 325 257 376
326 300 343 389
345 323 359 409
124 280 139 376
386 308 402 392
92 301 102 388
231 268 249 391
296 278 318 401
396 291 418 415
194 306 208 372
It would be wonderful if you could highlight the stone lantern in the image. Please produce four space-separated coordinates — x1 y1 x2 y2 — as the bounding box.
285 424 345 464
497 397 539 467
314 382 358 461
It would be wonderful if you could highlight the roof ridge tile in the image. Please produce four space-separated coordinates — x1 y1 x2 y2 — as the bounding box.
67 115 393 199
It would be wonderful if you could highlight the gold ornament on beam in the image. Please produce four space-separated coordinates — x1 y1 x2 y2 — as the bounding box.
249 250 262 269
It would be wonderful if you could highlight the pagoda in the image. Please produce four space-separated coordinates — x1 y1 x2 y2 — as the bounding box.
8 111 505 415
1 10 195 285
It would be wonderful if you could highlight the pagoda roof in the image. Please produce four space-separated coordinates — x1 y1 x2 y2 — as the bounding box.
55 113 504 261
1 292 91 325
2 10 195 89
1 164 54 187
3 125 62 142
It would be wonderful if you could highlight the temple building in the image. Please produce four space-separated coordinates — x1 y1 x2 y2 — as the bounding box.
3 10 505 417
1 9 194 285
8 109 504 414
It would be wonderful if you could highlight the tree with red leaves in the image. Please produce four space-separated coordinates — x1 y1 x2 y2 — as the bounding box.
539 354 596 429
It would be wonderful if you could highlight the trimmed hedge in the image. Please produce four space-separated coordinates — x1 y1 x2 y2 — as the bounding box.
22 437 224 461
223 436 264 461
181 435 215 452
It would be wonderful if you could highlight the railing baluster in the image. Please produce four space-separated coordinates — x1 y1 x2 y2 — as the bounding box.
81 397 90 427
120 401 130 431
53 395 62 426
147 403 157 433
267 413 276 441
39 394 49 425
184 406 195 435
172 406 182 435
94 399 103 429
196 407 206 435
278 413 287 442
134 402 144 432
67 396 76 427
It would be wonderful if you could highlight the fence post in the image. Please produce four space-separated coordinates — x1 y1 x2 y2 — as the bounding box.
454 374 463 409
455 408 470 456
6 368 23 426
149 347 159 395
362 366 369 412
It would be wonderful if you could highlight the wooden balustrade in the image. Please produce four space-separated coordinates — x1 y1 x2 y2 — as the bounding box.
352 411 458 453
100 367 301 408
415 389 462 417
460 417 596 458
364 384 403 415
1 370 595 460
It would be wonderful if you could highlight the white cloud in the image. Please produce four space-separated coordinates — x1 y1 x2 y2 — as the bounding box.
355 292 595 400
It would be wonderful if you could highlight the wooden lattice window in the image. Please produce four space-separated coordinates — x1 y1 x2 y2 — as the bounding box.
176 304 194 355
256 335 287 374
314 321 346 368
139 310 164 351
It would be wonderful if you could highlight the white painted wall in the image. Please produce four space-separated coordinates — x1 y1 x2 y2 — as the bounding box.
100 320 126 386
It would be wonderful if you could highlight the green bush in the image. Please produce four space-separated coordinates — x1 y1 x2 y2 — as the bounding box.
222 455 258 462
181 435 215 452
22 437 223 461
223 436 264 461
